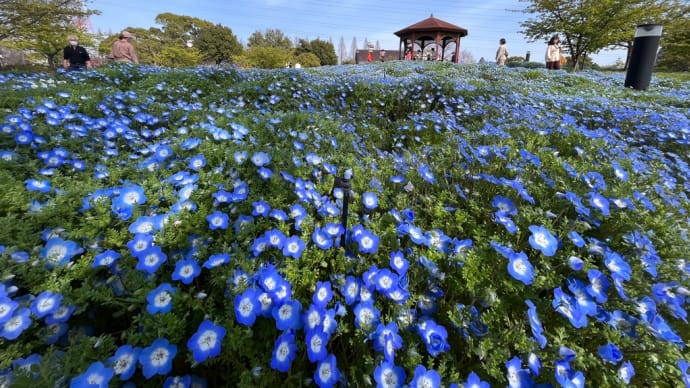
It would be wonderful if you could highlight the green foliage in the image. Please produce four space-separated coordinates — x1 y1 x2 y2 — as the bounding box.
236 46 293 69
195 23 243 66
247 29 293 50
655 3 690 72
155 46 202 68
294 52 321 68
295 39 338 66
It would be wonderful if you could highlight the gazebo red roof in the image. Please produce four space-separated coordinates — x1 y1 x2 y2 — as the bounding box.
394 15 468 37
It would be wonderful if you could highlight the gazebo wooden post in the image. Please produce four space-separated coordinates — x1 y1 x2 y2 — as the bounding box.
435 32 441 61
454 35 461 63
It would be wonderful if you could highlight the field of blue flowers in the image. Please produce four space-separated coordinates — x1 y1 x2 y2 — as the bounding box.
0 62 689 387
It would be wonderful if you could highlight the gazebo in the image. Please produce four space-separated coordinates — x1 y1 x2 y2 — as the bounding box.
394 14 468 63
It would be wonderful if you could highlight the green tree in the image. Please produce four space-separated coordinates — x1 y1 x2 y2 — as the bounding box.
237 46 292 69
519 0 652 70
655 2 690 71
295 52 321 67
156 45 202 68
195 23 243 66
154 13 213 48
0 0 96 41
295 38 338 66
247 28 293 49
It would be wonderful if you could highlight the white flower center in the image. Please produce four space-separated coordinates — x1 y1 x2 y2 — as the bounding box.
114 354 134 374
512 260 527 275
150 348 169 366
276 341 290 361
145 254 160 266
155 292 171 308
310 335 322 352
278 304 293 320
239 299 254 316
534 232 549 248
318 362 332 382
197 330 218 351
46 245 67 262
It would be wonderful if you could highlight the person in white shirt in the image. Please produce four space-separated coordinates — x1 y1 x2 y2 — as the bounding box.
545 35 562 70
496 38 508 66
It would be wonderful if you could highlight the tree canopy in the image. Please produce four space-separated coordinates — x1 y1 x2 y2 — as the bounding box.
195 23 243 65
0 0 96 41
295 38 338 66
247 29 293 49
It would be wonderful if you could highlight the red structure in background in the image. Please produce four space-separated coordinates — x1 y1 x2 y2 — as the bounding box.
394 14 468 63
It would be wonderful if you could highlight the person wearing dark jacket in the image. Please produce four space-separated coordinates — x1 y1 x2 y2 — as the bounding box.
63 35 91 71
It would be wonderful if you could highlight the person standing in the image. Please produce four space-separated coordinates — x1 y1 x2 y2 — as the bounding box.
495 38 508 66
109 31 139 64
545 35 562 70
63 35 91 71
379 50 385 62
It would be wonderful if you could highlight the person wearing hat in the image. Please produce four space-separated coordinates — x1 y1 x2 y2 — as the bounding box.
63 35 91 71
109 30 139 64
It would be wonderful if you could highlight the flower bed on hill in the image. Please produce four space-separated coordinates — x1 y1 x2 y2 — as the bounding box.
0 62 689 387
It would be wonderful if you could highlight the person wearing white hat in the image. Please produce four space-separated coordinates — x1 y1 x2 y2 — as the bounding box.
109 30 139 64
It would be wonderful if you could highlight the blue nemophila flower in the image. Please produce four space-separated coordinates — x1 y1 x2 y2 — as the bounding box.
206 210 229 230
257 167 273 179
356 229 380 254
31 290 62 318
282 236 305 259
107 345 140 381
93 250 121 268
362 192 379 210
389 251 409 275
525 300 547 348
374 361 406 388
604 251 632 281
0 296 19 324
341 276 361 305
598 342 623 364
187 319 226 363
507 251 534 285
252 200 271 217
586 269 610 303
265 229 286 249
139 338 177 379
410 364 441 388
418 164 436 184
506 356 533 388
189 154 206 171
235 288 259 326
372 322 403 357
568 230 586 248
41 237 83 267
251 151 271 167
528 225 558 256
0 308 31 340
618 361 635 384
494 212 518 234
552 287 588 328
303 304 325 331
172 259 201 285
312 227 333 250
492 195 517 216
528 353 541 376
568 256 584 271
589 191 610 216
420 319 450 357
323 223 344 239
164 375 192 387
203 253 230 269
462 371 490 388
25 178 51 192
306 328 329 363
146 283 176 314
135 245 167 274
272 299 303 330
258 265 285 297
374 269 399 295
69 361 114 388
314 354 339 388
270 330 298 372
313 281 333 308
354 301 380 331
233 150 248 164
127 233 154 258
117 185 147 206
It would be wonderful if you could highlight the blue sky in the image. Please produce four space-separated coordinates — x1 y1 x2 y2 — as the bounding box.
89 0 626 65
